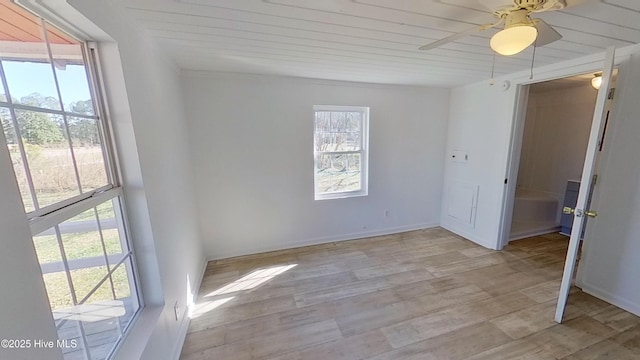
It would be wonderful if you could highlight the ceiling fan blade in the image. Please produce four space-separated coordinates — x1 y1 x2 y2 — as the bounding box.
564 0 599 7
418 20 501 51
534 19 562 46
419 27 482 51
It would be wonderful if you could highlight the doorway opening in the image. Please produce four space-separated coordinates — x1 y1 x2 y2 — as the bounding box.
502 68 618 247
509 74 601 242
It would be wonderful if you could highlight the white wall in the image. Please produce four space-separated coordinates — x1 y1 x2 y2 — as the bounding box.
0 125 62 360
182 72 449 259
3 1 206 359
517 84 597 206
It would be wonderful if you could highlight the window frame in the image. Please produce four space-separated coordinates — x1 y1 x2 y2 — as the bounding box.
22 40 123 230
313 105 369 200
0 43 118 222
0 13 142 360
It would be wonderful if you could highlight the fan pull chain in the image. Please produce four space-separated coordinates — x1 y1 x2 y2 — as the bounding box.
530 40 537 80
489 52 496 85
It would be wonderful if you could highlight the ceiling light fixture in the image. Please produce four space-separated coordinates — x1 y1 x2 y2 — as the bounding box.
490 10 538 56
591 74 602 90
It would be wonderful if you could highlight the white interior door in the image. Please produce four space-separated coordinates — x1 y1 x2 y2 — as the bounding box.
554 46 616 323
575 50 640 317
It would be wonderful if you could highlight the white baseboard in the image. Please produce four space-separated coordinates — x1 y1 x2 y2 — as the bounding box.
579 282 640 317
509 226 561 241
207 222 440 261
171 258 208 360
440 221 497 250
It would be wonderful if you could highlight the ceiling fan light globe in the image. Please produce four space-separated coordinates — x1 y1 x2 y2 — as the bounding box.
490 25 538 56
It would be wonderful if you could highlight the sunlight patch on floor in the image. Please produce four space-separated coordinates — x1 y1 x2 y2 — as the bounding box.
190 297 235 319
191 264 298 319
204 264 298 298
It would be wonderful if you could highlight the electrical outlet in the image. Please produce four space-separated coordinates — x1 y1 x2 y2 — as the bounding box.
174 301 180 321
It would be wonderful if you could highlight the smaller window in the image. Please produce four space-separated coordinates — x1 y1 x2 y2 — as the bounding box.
313 105 369 200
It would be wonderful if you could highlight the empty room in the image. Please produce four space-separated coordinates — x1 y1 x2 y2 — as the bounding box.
1 0 640 359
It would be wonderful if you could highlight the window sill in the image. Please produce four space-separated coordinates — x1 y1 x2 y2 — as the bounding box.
315 191 368 201
112 305 162 360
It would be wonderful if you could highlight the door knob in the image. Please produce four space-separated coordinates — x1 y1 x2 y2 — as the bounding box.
563 207 597 218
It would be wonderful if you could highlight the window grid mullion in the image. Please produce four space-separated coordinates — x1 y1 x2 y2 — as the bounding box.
87 45 119 187
28 184 113 222
0 102 99 120
95 115 113 185
112 196 143 307
41 20 85 195
55 252 131 330
83 44 115 186
77 321 92 360
61 113 85 193
54 226 79 306
358 118 364 149
77 253 131 306
41 19 67 116
0 59 41 210
94 206 117 300
315 150 363 156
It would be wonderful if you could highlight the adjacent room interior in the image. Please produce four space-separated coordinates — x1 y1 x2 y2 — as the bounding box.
1 1 640 360
509 74 599 241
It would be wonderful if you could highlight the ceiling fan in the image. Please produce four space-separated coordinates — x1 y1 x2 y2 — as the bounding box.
419 0 568 56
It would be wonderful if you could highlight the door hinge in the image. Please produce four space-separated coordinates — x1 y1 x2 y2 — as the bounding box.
608 88 615 100
504 178 508 185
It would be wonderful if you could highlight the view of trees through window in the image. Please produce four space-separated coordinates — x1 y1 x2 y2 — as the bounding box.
313 106 369 199
1 93 107 210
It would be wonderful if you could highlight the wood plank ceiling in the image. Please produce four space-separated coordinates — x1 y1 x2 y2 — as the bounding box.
0 0 76 44
122 0 640 87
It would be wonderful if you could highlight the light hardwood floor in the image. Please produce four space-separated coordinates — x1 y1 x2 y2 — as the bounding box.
180 228 640 360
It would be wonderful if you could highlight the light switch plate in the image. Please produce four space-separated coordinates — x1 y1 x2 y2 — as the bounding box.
451 150 468 163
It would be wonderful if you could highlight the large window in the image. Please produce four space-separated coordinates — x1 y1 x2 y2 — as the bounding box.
313 105 369 200
0 2 140 359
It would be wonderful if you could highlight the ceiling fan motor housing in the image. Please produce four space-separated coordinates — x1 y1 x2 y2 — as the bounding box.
505 9 535 28
515 0 545 9
479 0 566 16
